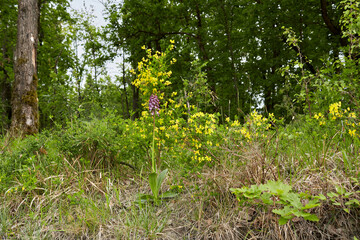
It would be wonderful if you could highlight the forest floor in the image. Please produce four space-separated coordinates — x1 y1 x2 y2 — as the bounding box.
1 115 360 239
1 147 360 239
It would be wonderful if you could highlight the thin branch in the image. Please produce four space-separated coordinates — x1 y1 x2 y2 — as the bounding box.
320 0 347 46
281 36 316 74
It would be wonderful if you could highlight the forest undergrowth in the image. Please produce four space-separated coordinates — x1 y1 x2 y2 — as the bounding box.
1 94 360 238
0 106 359 239
1 18 360 238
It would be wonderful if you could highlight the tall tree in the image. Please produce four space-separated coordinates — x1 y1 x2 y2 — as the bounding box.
104 0 349 118
10 0 39 135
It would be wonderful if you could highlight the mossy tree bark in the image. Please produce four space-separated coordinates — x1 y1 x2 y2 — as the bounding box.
10 0 39 136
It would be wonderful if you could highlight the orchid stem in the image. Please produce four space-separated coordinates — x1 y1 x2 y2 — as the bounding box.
152 113 157 173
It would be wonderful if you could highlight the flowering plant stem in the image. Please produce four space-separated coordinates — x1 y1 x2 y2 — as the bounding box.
152 114 157 173
136 62 177 205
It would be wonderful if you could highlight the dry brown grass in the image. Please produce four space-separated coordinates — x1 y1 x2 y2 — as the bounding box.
1 140 360 240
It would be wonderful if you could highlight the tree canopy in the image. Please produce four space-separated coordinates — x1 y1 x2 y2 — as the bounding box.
0 0 359 132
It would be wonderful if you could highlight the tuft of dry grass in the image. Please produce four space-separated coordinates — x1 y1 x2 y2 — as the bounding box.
1 137 360 240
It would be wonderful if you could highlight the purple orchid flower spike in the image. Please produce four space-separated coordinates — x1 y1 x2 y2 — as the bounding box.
149 94 160 116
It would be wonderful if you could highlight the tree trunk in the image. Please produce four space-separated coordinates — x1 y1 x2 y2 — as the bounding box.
10 0 39 136
194 2 216 96
122 52 130 119
220 0 240 112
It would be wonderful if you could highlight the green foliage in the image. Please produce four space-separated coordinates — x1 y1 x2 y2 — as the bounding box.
128 43 221 171
280 0 360 119
138 169 177 205
181 60 214 112
0 112 138 191
55 114 120 164
273 100 359 175
1 1 360 238
122 201 171 238
327 184 360 213
0 0 17 131
230 181 322 225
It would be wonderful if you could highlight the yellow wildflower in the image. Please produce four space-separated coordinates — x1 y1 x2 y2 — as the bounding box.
349 129 356 137
329 102 342 120
314 113 322 120
231 120 240 127
349 112 356 118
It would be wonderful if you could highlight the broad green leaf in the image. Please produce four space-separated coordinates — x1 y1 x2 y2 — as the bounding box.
278 217 289 225
230 188 243 195
293 210 319 222
243 185 262 199
315 194 327 201
292 210 310 218
303 214 319 222
350 177 358 183
157 169 168 194
272 206 294 218
345 199 360 206
258 184 268 192
266 181 292 195
160 191 177 199
260 192 273 205
137 193 154 200
302 199 321 210
335 186 346 195
149 172 158 199
327 192 339 198
299 192 310 198
230 186 249 194
344 192 353 198
281 192 302 209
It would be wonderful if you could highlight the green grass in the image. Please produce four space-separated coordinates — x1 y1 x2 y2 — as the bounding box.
0 114 359 239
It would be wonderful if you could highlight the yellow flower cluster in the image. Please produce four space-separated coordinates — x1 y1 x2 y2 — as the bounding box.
240 127 251 140
6 186 26 193
227 110 277 143
313 112 326 126
188 112 217 136
182 111 218 163
329 102 342 120
131 41 176 104
250 110 271 129
348 129 357 137
192 153 212 163
129 43 220 164
313 102 359 138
